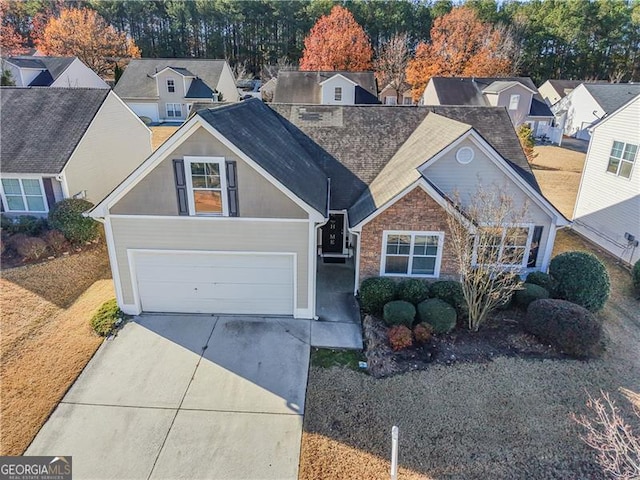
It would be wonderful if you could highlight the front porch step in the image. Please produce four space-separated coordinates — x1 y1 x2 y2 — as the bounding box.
322 256 346 264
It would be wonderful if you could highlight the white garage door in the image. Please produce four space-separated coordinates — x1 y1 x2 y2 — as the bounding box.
133 251 294 315
128 103 159 123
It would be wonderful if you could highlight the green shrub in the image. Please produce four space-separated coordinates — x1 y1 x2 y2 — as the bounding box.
397 279 429 305
417 298 457 334
90 299 123 336
0 215 48 236
359 277 397 314
14 236 49 260
387 325 413 351
429 280 467 317
522 299 603 358
514 283 549 308
413 323 433 344
549 251 610 312
525 271 555 293
633 259 640 295
48 199 99 244
383 300 416 327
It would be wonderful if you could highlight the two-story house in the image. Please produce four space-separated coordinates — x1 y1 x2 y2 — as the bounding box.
114 59 239 123
538 79 584 107
1 56 109 88
573 94 640 265
272 70 379 105
422 77 556 141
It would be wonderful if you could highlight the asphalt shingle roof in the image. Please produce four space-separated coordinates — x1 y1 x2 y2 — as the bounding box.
185 78 215 99
114 59 227 99
583 83 640 114
429 77 554 118
1 87 109 174
4 56 76 86
273 71 379 104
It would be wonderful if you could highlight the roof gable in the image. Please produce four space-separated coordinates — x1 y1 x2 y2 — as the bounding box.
0 87 109 174
273 71 378 104
319 73 358 86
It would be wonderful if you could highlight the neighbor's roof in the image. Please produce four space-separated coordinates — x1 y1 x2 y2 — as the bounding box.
273 70 379 104
197 99 329 214
544 79 583 97
114 58 228 99
483 80 535 94
428 77 554 118
0 87 109 174
270 104 538 213
583 83 640 114
4 56 76 86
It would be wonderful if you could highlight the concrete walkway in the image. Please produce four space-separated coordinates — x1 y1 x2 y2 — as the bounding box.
26 315 310 480
314 257 363 349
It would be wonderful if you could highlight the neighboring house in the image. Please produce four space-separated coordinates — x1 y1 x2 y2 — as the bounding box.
114 58 238 123
552 83 640 141
1 56 109 88
0 88 152 215
422 77 556 140
538 79 583 107
379 82 414 105
89 99 567 318
573 94 640 265
259 77 277 102
272 70 379 105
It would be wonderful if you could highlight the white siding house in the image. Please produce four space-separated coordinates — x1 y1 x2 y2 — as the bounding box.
1 56 108 88
573 94 640 264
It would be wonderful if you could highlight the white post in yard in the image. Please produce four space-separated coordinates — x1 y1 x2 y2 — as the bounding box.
390 425 399 480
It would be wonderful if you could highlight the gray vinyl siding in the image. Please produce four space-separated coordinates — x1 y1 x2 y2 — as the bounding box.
490 84 532 126
573 97 640 264
157 69 187 120
424 137 555 267
111 216 310 308
111 126 308 219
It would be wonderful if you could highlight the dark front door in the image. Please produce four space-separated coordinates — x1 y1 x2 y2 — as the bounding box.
322 213 345 254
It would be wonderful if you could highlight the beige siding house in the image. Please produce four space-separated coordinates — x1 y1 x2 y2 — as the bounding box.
0 88 151 215
91 100 567 320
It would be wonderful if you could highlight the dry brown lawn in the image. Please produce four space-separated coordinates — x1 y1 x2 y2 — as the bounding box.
1 246 114 455
530 145 586 220
151 126 180 151
300 229 640 480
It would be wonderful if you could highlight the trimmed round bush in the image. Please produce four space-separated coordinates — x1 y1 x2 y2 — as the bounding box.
48 199 99 244
633 259 640 295
549 251 610 312
429 280 466 316
387 325 413 351
417 298 457 334
90 299 123 336
413 323 433 344
525 271 555 293
522 298 604 358
383 300 416 327
359 277 397 314
397 279 429 305
514 283 549 308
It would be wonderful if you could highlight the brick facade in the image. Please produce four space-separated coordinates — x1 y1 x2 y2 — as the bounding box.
358 186 459 284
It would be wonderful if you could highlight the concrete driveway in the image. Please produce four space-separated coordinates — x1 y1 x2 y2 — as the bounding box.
26 315 310 480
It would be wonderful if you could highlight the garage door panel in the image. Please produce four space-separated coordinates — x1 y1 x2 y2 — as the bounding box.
133 252 294 315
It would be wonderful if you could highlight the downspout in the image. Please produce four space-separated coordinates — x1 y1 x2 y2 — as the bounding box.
351 230 361 296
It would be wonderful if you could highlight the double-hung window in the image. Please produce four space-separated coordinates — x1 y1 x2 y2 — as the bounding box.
167 79 175 93
184 157 227 216
606 141 637 178
1 178 47 213
334 87 342 102
475 225 532 268
509 94 520 110
382 231 443 277
166 103 182 118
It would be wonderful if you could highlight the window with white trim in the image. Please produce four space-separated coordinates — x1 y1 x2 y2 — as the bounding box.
334 87 342 101
385 96 397 105
166 103 182 118
403 96 412 105
185 157 227 216
1 178 47 212
475 225 532 267
509 94 520 110
606 141 637 179
382 231 444 277
167 79 175 93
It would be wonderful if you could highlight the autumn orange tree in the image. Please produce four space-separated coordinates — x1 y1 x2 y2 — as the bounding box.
36 7 140 77
300 5 373 71
406 6 518 99
0 1 28 56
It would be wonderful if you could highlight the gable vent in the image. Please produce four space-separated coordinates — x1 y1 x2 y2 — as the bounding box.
456 146 475 165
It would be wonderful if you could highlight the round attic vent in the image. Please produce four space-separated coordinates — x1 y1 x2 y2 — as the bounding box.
456 146 475 164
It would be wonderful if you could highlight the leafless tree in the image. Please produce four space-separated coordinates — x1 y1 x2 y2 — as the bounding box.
573 390 640 480
446 185 528 331
261 56 293 81
375 33 410 102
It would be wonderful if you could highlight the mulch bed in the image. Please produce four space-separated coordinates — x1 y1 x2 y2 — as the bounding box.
1 238 102 269
363 310 567 378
